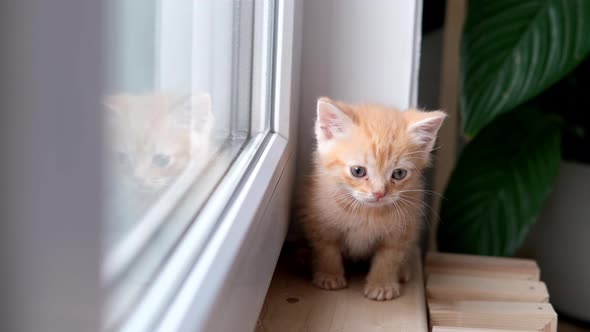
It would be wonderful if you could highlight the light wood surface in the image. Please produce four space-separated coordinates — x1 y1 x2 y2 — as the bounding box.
256 248 427 332
427 273 549 303
258 249 560 332
430 0 467 251
425 252 540 280
429 301 557 332
433 327 536 332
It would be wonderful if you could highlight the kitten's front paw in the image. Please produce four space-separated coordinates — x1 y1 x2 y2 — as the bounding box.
313 273 347 290
363 282 401 301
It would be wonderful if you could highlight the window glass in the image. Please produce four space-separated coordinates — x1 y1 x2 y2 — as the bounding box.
102 0 274 328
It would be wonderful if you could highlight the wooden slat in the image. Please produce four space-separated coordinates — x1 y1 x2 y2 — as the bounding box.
426 252 540 280
427 274 549 303
430 0 467 251
433 327 537 332
256 248 427 332
429 301 557 332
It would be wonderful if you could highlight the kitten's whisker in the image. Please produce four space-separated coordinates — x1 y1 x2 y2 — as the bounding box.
405 155 438 162
406 165 426 180
354 199 362 214
397 196 431 229
398 189 447 200
403 204 411 235
400 148 439 157
337 194 357 212
399 147 440 159
400 148 440 162
404 156 434 162
392 201 404 232
337 192 361 214
400 204 410 235
399 194 441 223
398 164 426 182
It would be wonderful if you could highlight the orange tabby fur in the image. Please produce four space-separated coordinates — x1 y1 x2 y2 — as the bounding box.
301 97 446 301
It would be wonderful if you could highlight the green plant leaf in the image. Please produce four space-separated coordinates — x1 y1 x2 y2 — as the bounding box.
461 0 590 135
438 107 561 256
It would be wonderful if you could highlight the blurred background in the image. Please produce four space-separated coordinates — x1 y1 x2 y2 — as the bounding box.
421 0 590 331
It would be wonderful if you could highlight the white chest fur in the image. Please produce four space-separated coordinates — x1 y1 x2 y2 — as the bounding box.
324 208 388 259
341 228 381 259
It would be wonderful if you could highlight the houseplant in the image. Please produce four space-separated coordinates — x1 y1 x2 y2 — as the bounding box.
436 0 590 320
437 0 590 257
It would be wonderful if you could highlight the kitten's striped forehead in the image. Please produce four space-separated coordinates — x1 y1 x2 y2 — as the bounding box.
355 105 412 170
369 140 397 170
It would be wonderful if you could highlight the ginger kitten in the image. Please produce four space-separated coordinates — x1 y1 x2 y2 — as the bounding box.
301 97 446 301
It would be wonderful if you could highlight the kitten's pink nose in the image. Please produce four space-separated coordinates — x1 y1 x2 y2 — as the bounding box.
372 191 385 200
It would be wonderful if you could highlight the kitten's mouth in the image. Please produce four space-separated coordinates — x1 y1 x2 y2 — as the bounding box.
352 194 400 208
357 197 393 208
364 200 389 207
348 191 398 208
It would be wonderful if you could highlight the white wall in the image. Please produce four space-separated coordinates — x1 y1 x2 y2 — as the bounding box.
296 0 422 180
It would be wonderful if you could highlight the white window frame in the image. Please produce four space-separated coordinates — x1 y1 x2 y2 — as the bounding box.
164 0 297 329
115 1 298 331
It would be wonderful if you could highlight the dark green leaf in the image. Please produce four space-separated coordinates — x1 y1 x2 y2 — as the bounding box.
438 107 562 256
461 0 590 135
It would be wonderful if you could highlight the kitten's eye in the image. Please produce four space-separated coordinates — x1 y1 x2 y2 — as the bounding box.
350 166 367 178
152 153 172 168
392 168 407 180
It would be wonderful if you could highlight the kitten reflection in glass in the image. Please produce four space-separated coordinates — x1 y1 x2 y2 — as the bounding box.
104 92 213 233
105 92 213 191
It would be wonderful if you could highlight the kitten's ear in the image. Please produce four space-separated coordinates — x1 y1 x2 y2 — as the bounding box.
406 110 447 152
315 97 354 143
103 95 126 116
175 93 213 132
190 93 213 133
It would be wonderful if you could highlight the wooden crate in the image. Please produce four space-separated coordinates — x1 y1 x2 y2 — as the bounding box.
426 252 557 332
427 274 549 303
425 252 541 280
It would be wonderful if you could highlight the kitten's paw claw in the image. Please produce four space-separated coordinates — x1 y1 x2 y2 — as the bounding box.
399 268 412 283
363 282 401 301
313 273 347 290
